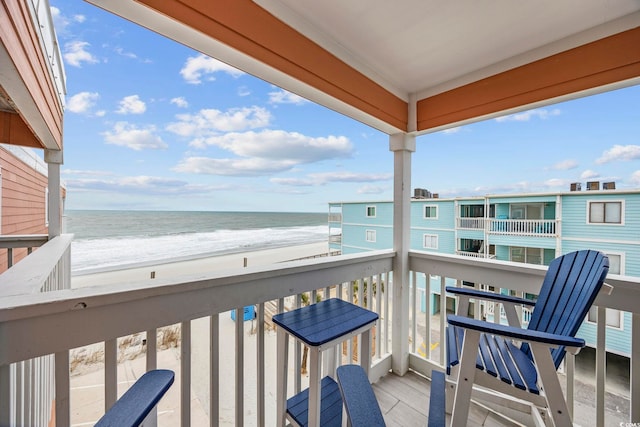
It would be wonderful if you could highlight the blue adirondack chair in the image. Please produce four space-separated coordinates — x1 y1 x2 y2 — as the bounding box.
95 369 174 427
445 250 609 426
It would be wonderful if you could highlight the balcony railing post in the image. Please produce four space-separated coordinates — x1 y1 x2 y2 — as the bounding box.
44 150 63 239
390 132 415 375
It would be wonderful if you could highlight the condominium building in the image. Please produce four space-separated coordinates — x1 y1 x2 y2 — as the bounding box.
329 183 640 356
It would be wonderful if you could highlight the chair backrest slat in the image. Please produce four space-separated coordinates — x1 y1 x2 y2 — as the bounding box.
523 250 608 368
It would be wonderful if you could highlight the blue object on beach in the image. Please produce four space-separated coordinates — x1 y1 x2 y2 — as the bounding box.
231 306 256 321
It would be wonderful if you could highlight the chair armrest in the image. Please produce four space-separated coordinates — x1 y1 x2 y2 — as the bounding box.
95 369 175 427
336 365 385 427
446 286 536 306
447 315 585 348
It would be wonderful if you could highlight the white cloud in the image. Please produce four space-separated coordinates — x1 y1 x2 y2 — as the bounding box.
357 185 386 194
630 171 640 186
67 91 99 114
495 108 561 122
50 8 85 34
180 54 244 84
272 171 392 187
308 171 392 184
269 89 308 105
198 130 353 163
170 97 189 108
114 47 138 59
50 7 68 31
596 144 640 164
167 106 271 137
543 178 568 188
238 86 251 97
549 159 578 171
580 169 600 179
441 126 461 134
66 175 224 195
174 157 297 176
62 169 114 176
63 41 98 67
116 95 146 115
102 122 167 151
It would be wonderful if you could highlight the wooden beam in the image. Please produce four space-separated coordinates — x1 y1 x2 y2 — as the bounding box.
417 27 640 132
135 0 408 131
0 111 42 148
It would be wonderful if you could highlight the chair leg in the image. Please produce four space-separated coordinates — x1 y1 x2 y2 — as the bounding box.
529 342 572 427
451 329 481 427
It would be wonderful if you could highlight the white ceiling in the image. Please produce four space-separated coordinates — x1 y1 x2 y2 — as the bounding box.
255 0 640 99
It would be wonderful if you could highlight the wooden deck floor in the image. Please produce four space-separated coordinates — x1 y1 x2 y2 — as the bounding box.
372 370 516 427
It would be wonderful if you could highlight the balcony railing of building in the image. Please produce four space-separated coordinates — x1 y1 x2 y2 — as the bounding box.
454 250 496 259
408 251 639 425
329 234 342 244
488 218 557 236
328 213 342 222
29 0 67 104
0 234 72 427
0 234 48 269
457 217 558 237
456 217 486 230
0 242 638 425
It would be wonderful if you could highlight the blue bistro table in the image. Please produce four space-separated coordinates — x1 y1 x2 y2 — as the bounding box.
273 298 379 427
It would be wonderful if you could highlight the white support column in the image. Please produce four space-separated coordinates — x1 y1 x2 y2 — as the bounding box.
44 150 63 239
390 132 415 375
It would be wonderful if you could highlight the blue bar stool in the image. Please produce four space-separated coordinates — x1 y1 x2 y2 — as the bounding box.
273 298 378 427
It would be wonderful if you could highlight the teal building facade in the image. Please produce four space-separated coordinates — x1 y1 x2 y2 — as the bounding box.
329 185 640 356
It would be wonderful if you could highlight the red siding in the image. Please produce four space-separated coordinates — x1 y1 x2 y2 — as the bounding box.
0 147 48 272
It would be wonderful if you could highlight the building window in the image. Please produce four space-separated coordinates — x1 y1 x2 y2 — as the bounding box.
424 205 437 219
510 247 542 265
587 307 623 329
588 201 623 224
587 252 623 329
423 234 438 249
366 206 376 218
366 230 376 242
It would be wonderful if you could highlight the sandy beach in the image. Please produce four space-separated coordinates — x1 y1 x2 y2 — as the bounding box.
72 242 329 287
69 242 328 426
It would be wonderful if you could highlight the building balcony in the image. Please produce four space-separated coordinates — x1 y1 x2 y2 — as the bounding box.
457 217 558 237
1 0 66 150
0 241 637 426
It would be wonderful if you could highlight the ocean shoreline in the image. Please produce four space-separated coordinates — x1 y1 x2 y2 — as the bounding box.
72 239 329 276
71 241 331 288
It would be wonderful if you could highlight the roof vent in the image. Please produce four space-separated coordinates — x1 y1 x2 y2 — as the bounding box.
586 181 600 191
570 182 581 191
603 181 616 190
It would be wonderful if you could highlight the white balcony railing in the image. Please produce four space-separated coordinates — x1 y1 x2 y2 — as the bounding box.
0 234 48 268
0 248 393 426
329 234 342 244
488 218 557 236
454 250 496 259
328 213 342 222
28 0 67 105
456 217 485 229
0 234 72 427
0 244 638 425
408 251 639 425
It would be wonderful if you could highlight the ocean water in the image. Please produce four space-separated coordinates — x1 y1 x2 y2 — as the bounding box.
64 210 328 273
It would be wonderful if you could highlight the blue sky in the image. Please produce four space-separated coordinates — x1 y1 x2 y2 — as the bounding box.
52 2 640 212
